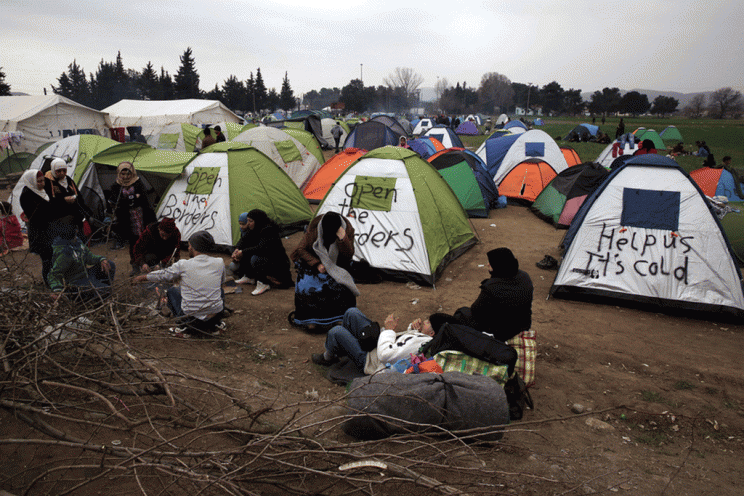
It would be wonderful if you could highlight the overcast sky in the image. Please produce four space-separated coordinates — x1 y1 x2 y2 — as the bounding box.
2 0 743 99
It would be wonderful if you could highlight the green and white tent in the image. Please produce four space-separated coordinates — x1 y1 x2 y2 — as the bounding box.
146 122 202 152
156 145 313 247
281 128 325 166
230 126 321 190
316 146 477 285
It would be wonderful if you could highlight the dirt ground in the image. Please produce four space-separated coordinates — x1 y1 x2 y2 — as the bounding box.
2 170 744 495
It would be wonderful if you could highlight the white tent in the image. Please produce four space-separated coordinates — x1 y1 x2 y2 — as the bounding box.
476 129 568 184
320 117 347 149
412 118 435 135
551 155 744 318
231 126 321 190
0 96 111 153
596 139 638 167
103 99 240 141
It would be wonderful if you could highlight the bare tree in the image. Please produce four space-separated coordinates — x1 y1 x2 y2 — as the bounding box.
477 72 514 114
708 87 743 119
684 94 707 118
384 67 424 104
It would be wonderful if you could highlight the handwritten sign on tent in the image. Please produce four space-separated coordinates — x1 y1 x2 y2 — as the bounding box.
347 176 397 211
185 167 220 195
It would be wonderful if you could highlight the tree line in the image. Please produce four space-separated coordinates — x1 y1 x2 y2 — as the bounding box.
0 49 741 119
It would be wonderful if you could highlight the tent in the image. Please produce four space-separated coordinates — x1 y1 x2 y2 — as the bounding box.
0 151 35 179
455 120 479 135
156 145 312 247
563 123 599 141
424 125 464 149
316 146 477 285
230 126 321 190
281 128 325 166
503 120 528 133
551 154 744 318
103 99 240 141
343 120 403 151
0 95 111 153
412 118 435 135
534 118 545 126
660 125 684 143
531 162 610 228
718 202 744 265
465 114 482 126
428 148 500 217
321 118 350 149
266 114 326 148
406 136 445 160
596 136 638 167
560 146 582 166
690 167 744 202
370 115 408 137
496 159 558 203
398 118 414 136
495 114 509 126
302 148 368 203
146 122 202 152
476 129 569 184
632 129 665 151
10 135 120 224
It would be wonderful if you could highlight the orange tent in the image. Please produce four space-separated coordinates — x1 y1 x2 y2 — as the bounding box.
302 148 367 203
497 159 558 203
560 146 581 166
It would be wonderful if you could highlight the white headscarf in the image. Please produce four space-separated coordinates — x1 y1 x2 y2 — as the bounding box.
50 158 69 188
21 169 49 201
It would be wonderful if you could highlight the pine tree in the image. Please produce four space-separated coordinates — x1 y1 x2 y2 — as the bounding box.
174 47 200 99
221 75 245 111
254 68 267 112
267 88 279 112
53 60 92 106
90 59 117 109
245 72 256 114
0 67 12 96
279 72 295 111
139 62 158 100
158 67 175 100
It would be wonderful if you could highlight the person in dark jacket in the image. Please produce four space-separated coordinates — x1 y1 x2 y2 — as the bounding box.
231 209 293 295
450 247 533 342
132 217 181 274
214 125 226 143
108 161 156 268
19 169 54 284
44 158 88 232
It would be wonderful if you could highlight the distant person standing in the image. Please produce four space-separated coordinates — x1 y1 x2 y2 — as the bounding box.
201 127 216 150
601 115 606 125
331 123 344 153
615 118 625 139
214 125 226 143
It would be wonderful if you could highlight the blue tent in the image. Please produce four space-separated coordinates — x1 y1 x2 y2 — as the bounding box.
424 125 464 148
534 118 545 126
407 137 440 159
455 120 479 135
504 120 528 132
343 120 403 150
564 123 599 141
478 133 523 177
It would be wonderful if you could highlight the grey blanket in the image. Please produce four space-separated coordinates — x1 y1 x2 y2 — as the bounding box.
342 371 509 441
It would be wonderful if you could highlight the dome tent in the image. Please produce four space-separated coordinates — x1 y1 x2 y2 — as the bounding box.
428 148 500 217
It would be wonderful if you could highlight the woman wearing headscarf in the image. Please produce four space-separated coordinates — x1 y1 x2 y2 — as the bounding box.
231 209 293 295
44 157 88 231
108 161 156 268
131 217 181 274
19 169 54 284
290 211 359 330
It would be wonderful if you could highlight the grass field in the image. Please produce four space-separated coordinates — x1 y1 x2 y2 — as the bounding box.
460 116 744 175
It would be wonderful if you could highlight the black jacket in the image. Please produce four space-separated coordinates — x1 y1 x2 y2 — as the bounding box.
467 269 533 341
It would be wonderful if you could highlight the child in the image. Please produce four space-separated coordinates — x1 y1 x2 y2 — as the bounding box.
0 201 23 255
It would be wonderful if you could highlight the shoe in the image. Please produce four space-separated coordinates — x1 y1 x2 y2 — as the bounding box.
235 276 255 285
216 321 227 332
111 241 125 250
168 327 191 339
536 255 558 270
311 353 339 367
252 281 270 296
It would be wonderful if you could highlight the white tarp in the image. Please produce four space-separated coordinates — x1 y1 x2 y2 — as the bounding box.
0 96 111 153
317 158 430 277
553 165 744 312
103 99 239 140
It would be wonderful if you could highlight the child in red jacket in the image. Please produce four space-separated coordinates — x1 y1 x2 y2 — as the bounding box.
0 201 23 255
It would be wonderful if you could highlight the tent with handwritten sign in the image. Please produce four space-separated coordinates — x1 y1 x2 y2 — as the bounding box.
551 154 744 319
156 145 312 247
315 146 477 285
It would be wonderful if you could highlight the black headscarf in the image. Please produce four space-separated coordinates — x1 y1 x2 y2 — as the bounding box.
487 247 519 278
320 212 343 249
247 209 272 232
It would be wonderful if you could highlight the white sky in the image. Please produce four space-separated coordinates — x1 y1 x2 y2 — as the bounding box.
2 0 743 98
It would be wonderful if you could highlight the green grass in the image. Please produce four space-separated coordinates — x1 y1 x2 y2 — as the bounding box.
465 116 744 175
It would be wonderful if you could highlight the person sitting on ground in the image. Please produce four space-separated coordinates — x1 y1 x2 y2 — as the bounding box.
201 127 216 150
133 231 225 337
48 217 116 304
229 209 293 295
214 125 226 143
445 248 533 343
694 141 710 157
131 217 181 274
311 307 440 374
0 201 23 255
672 142 685 155
290 211 359 329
